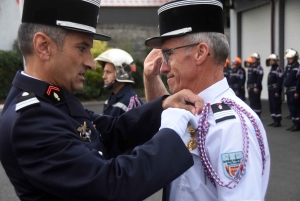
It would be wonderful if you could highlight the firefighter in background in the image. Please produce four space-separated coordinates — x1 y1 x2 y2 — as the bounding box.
247 53 264 117
244 56 253 68
228 57 246 101
283 48 300 131
223 58 231 82
266 54 284 127
95 48 143 117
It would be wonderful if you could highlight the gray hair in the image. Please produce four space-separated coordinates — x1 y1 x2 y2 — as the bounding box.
183 32 229 65
18 23 70 56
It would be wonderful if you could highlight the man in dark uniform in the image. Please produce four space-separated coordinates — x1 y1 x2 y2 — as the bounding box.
247 53 264 117
266 54 284 127
0 0 204 200
95 48 143 117
284 48 300 131
228 57 246 101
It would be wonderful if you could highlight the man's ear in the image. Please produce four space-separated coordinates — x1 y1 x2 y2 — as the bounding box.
194 43 210 65
33 32 52 61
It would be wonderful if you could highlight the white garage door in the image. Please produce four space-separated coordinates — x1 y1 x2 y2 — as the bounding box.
284 0 300 67
241 4 271 100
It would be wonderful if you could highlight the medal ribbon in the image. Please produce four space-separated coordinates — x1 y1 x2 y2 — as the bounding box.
197 98 266 189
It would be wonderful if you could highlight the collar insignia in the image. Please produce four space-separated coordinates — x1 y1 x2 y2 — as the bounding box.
77 121 92 142
43 84 65 104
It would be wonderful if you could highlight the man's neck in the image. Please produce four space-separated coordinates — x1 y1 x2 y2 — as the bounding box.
112 82 126 94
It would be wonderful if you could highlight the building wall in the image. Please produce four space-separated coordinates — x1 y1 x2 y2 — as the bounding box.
0 0 22 51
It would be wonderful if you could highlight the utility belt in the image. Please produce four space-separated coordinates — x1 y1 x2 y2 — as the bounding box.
247 84 257 88
268 84 277 89
286 86 296 92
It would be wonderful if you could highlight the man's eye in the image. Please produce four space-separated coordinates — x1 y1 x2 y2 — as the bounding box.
79 47 85 52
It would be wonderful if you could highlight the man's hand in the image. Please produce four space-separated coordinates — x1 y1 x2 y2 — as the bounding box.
254 88 259 93
162 89 203 115
144 49 163 78
275 93 279 97
160 108 198 137
143 49 169 102
295 93 299 99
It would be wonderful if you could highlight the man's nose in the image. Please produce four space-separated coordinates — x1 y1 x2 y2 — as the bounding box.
160 61 170 74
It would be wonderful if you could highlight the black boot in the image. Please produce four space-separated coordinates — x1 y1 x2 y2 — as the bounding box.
273 122 281 127
291 123 300 131
267 122 275 126
286 123 296 131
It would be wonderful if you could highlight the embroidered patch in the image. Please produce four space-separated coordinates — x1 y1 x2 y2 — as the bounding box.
15 92 40 112
221 151 244 181
211 103 236 123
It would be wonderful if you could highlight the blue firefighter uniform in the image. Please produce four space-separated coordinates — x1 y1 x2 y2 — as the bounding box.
267 63 284 126
284 62 300 130
103 84 143 117
223 65 231 82
227 66 246 101
247 64 264 117
0 71 193 201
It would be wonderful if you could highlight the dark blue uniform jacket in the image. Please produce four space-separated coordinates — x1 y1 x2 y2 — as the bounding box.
103 84 143 117
0 71 193 201
247 64 263 89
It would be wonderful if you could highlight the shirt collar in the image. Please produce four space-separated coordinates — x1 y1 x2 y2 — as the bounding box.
198 78 230 103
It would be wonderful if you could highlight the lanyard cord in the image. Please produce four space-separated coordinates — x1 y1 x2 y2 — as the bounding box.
197 97 266 189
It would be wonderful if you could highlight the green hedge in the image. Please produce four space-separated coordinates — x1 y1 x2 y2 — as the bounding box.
0 50 24 100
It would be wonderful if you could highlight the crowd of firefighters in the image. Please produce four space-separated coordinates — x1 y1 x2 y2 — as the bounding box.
224 48 300 131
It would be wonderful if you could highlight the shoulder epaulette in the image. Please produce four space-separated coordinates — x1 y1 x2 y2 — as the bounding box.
15 92 40 112
211 103 236 124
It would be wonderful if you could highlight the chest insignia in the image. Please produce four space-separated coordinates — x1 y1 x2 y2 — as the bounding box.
187 125 197 151
221 151 244 181
15 92 40 112
77 121 92 142
211 103 236 123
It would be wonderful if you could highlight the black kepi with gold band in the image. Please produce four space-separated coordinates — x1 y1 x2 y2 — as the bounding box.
145 0 224 48
21 0 110 41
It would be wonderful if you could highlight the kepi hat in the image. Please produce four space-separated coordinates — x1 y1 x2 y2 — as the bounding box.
21 0 110 41
145 0 224 48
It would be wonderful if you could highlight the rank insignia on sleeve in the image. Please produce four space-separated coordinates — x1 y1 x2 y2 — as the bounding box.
77 121 92 142
15 92 40 112
221 151 245 181
211 103 236 123
43 85 65 104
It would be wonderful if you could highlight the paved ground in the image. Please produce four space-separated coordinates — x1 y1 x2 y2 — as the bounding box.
1 99 300 201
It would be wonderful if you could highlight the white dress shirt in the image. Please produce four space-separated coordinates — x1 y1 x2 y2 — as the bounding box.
169 78 270 201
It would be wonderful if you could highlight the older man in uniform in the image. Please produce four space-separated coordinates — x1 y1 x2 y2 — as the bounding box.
266 54 284 127
284 48 300 131
143 0 270 200
0 0 205 200
247 53 264 117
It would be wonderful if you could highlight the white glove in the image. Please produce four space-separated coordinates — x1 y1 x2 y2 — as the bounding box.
159 108 198 137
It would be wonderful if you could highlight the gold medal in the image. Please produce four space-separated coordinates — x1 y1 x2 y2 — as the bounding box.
187 139 198 151
186 125 198 151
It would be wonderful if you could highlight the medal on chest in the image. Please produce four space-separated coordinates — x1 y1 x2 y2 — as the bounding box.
77 121 92 142
187 125 197 151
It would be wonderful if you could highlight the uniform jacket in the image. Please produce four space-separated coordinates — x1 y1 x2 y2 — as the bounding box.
223 66 231 82
267 64 284 94
0 71 193 201
103 84 143 117
284 62 300 88
227 66 246 91
168 78 270 201
247 64 264 89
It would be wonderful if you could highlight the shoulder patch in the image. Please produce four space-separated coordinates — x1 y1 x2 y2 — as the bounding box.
211 103 236 123
221 151 244 181
15 92 40 112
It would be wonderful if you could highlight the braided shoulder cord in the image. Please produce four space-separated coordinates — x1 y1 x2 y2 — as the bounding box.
197 98 266 189
126 95 142 111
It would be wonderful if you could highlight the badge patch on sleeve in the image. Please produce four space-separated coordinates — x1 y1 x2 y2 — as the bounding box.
211 103 236 123
221 151 244 180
